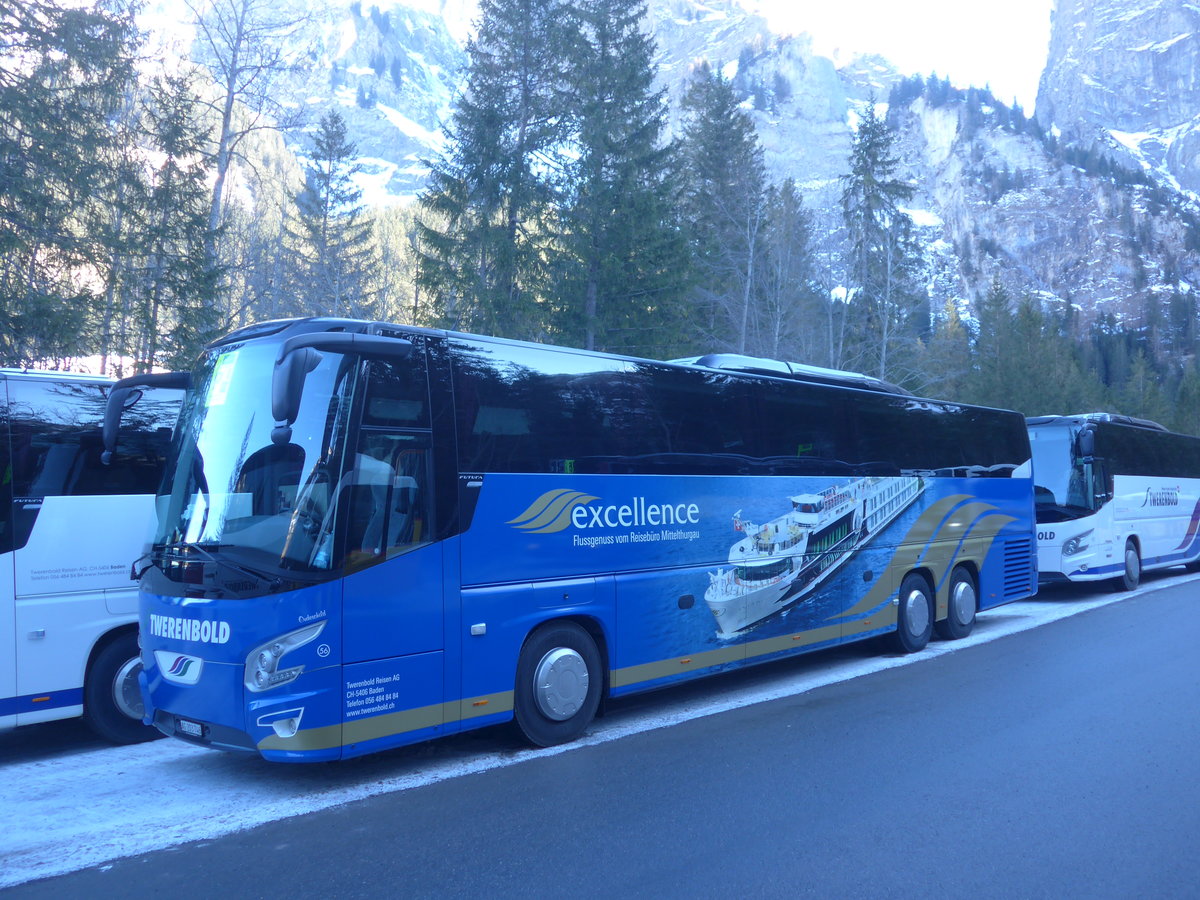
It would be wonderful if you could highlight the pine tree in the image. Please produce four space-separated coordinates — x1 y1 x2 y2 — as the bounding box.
967 285 1102 415
187 0 310 278
0 0 140 366
553 0 689 357
1170 360 1200 436
1114 350 1171 424
916 299 971 400
94 82 151 376
286 110 379 318
137 72 224 371
759 178 820 360
839 101 922 380
416 0 571 339
679 66 768 355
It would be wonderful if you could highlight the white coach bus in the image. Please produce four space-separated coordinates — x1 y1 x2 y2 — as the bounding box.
1027 413 1200 591
0 369 182 742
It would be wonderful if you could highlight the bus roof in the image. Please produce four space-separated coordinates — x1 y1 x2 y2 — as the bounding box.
1026 413 1169 433
210 317 923 399
669 354 912 395
0 368 113 384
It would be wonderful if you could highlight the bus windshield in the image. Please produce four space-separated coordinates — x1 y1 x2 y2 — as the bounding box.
1029 425 1095 518
153 339 356 578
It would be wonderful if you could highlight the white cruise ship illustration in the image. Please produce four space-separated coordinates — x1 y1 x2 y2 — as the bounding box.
704 477 924 635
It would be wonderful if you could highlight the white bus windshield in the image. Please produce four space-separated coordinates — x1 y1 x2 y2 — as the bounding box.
1029 425 1095 517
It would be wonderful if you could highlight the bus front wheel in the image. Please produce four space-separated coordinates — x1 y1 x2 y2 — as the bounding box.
891 573 933 654
935 565 977 641
83 632 161 745
1112 540 1141 592
513 621 602 747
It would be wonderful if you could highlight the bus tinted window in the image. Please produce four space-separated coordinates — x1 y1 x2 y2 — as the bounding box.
450 339 1028 477
451 339 653 473
850 395 1026 475
361 356 430 428
1094 423 1200 479
2 378 176 553
754 380 849 469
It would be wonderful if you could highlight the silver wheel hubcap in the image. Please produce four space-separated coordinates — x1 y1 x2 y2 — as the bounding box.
951 579 976 626
533 648 589 721
904 589 930 637
113 656 144 720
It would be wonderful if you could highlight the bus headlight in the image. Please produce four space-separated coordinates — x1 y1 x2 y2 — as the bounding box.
244 622 325 693
1062 530 1093 556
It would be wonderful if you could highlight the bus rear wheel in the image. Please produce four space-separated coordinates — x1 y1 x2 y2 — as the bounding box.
934 565 977 641
1111 540 1141 592
890 573 933 654
83 632 161 745
513 621 602 747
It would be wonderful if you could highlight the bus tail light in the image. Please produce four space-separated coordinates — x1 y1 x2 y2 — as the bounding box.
244 622 326 693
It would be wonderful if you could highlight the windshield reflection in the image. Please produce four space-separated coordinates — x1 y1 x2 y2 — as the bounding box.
1031 426 1096 520
154 340 355 576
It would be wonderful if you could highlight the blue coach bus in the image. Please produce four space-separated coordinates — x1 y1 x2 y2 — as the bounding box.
124 318 1037 762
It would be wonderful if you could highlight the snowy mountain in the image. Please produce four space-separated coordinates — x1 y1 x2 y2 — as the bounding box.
271 0 468 201
150 0 1199 327
1037 0 1200 196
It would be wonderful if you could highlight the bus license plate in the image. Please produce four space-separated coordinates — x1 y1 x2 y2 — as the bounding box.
177 718 203 738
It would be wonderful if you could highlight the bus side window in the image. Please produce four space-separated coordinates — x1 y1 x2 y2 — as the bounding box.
341 359 433 570
340 435 431 570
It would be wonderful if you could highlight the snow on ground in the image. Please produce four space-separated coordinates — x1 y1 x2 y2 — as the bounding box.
2 576 1191 888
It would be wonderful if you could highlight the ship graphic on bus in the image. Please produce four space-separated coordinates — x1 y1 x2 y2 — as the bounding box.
705 476 925 635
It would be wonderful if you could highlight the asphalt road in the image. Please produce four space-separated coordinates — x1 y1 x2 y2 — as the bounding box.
7 581 1200 899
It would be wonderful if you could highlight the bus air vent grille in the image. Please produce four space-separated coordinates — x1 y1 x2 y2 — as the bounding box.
1002 537 1036 598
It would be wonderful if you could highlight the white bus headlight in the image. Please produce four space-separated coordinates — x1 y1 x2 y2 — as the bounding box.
245 622 325 693
1062 530 1093 556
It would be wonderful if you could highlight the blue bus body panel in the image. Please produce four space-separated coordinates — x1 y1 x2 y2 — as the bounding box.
342 543 445 661
140 581 344 755
141 472 1035 761
462 473 1035 692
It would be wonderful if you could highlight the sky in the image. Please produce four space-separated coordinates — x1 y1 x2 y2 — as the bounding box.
746 0 1055 112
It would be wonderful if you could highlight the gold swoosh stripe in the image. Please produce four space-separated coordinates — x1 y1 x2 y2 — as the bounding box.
506 488 576 526
257 691 517 753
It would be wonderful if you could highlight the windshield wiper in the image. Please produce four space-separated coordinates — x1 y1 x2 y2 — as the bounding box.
159 541 287 592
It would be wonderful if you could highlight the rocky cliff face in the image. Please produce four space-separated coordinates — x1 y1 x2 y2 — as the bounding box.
185 0 1200 331
270 1 467 201
889 92 1198 327
707 0 1199 327
1036 0 1200 195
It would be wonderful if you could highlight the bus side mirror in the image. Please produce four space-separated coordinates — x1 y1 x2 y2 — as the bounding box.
271 332 414 445
1076 429 1095 459
271 347 324 445
101 371 191 464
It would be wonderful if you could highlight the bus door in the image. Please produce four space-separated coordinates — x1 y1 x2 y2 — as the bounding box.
338 358 444 736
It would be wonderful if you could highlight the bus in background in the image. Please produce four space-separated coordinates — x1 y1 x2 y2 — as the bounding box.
136 318 1037 762
0 370 182 743
1027 413 1200 590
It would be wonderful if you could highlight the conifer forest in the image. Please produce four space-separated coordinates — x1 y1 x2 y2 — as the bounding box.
4 0 1200 433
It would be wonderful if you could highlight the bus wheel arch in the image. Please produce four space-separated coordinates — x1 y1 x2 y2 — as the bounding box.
512 618 605 747
890 570 934 654
934 563 978 641
83 628 160 745
1112 537 1141 592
